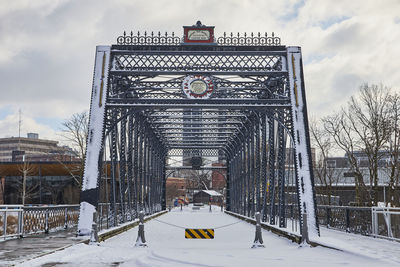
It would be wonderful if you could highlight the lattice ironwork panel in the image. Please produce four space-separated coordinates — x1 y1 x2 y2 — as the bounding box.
168 148 220 157
109 75 288 100
111 53 283 74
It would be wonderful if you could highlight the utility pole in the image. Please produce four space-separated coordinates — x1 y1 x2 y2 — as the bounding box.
18 109 22 150
22 155 26 206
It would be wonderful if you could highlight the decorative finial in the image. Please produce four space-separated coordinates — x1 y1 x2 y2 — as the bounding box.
196 21 202 27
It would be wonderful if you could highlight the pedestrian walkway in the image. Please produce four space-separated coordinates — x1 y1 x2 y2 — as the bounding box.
0 227 81 266
17 205 400 267
317 227 400 264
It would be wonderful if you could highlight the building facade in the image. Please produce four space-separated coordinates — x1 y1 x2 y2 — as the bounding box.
0 133 76 162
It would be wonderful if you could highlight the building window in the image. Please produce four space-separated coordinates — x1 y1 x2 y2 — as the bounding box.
326 160 336 168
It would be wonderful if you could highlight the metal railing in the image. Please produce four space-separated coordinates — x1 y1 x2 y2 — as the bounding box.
0 205 79 240
1 202 160 240
96 202 162 231
371 206 400 241
317 205 372 235
258 204 399 242
0 205 24 239
317 205 400 241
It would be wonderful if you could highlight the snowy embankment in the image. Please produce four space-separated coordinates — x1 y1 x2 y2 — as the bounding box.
19 205 400 267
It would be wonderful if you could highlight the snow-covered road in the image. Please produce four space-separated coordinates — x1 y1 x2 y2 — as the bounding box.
19 205 400 267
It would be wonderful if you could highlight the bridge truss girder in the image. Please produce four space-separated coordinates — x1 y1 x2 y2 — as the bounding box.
77 38 319 239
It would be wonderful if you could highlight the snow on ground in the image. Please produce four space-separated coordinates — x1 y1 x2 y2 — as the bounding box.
317 227 400 264
19 205 400 267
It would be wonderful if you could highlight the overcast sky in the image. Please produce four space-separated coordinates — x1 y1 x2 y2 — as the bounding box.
0 0 399 143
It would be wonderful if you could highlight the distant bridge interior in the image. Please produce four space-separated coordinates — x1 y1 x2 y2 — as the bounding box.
78 22 319 238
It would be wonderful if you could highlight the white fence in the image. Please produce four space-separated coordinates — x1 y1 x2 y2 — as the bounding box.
371 206 400 242
0 205 24 239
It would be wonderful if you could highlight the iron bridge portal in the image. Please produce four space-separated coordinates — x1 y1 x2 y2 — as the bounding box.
77 21 320 239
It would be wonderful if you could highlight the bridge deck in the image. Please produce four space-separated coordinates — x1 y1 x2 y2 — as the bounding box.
14 205 400 266
0 228 81 266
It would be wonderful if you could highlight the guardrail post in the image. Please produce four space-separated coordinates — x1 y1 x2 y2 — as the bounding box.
371 207 377 236
135 210 147 247
18 208 24 238
89 212 99 245
326 207 331 228
3 210 7 240
251 212 265 248
345 208 350 233
45 209 49 234
64 208 68 230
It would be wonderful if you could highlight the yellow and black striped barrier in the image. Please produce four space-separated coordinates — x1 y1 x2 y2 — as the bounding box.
185 228 214 239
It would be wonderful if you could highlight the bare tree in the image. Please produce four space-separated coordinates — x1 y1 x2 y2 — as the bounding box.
310 119 342 205
13 160 39 205
60 111 89 188
185 170 211 190
347 84 392 204
43 182 62 204
323 111 369 205
323 84 394 205
385 93 400 206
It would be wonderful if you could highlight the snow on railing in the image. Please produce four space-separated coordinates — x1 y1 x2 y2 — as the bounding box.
0 205 79 241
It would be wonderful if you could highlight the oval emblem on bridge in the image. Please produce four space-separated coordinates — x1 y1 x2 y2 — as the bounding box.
182 75 214 99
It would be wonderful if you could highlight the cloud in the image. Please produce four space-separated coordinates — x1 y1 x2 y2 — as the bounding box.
0 111 59 141
0 0 399 140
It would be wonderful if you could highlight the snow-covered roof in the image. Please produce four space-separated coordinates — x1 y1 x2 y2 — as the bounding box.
201 190 223 197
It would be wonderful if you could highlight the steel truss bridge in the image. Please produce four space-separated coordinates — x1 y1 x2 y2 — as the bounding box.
78 22 320 238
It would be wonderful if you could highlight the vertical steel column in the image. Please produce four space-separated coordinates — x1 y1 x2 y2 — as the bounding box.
255 118 261 212
151 149 156 212
119 112 127 222
160 151 164 210
268 115 277 225
287 46 320 237
149 142 155 213
161 154 166 210
148 144 153 213
138 118 144 210
126 115 134 218
261 114 268 221
244 136 250 217
133 114 139 217
250 121 256 218
109 111 119 226
143 135 148 213
225 155 231 211
78 46 110 235
241 142 246 215
231 154 237 212
277 112 287 228
146 138 151 212
230 154 235 212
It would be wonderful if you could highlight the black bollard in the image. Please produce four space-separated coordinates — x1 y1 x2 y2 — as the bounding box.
251 212 265 248
89 212 99 245
135 211 147 247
